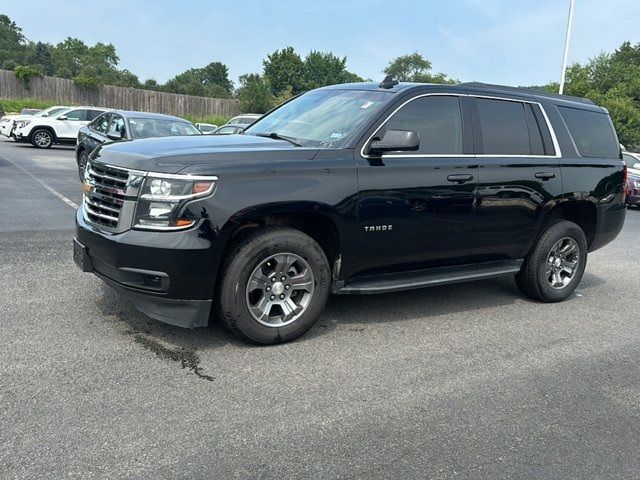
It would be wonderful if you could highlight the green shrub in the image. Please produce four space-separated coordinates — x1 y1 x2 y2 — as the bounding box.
182 114 230 126
13 65 44 89
73 75 101 90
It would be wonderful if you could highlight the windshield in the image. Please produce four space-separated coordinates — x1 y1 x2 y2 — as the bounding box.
36 107 68 118
128 118 202 139
244 89 391 147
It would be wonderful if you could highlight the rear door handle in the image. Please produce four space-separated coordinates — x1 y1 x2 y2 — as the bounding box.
447 174 474 184
535 172 556 180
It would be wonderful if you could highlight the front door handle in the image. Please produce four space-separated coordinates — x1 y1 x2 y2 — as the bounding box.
535 172 556 180
447 174 474 184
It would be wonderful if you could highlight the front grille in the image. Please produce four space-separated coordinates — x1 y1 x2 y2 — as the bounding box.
84 163 130 229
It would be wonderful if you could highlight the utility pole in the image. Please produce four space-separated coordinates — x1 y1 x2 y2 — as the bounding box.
559 0 576 95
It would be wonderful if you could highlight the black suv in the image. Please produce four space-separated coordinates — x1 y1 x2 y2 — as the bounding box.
74 80 626 344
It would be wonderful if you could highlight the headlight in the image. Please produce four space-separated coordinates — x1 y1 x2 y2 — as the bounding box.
133 174 217 230
16 120 31 128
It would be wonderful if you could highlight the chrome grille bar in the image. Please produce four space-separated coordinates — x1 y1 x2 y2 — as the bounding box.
83 161 145 231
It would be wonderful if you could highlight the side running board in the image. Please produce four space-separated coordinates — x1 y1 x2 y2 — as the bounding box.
335 260 523 295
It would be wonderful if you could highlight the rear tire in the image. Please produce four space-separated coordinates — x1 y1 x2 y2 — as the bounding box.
516 219 587 302
31 129 53 149
217 227 330 344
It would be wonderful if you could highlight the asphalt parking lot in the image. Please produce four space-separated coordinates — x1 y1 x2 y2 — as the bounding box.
1 137 639 479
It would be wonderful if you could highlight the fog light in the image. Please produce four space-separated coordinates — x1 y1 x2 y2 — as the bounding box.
143 274 163 289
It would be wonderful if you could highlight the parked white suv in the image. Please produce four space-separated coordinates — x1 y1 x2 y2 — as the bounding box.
13 106 107 148
0 106 71 140
226 113 261 126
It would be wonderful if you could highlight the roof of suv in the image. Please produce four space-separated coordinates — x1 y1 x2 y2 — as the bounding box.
320 81 600 111
105 109 192 122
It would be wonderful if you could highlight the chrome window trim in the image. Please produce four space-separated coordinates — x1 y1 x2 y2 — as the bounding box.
359 92 562 159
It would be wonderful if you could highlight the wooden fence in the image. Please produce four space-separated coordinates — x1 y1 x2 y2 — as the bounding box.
0 69 240 118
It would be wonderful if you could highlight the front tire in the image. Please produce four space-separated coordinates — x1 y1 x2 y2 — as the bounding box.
31 129 53 149
217 227 330 344
516 219 587 302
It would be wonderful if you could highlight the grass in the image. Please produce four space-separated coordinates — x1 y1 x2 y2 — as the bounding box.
182 114 230 126
0 98 64 115
0 98 231 125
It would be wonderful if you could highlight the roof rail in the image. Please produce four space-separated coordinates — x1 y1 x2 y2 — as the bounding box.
458 82 595 105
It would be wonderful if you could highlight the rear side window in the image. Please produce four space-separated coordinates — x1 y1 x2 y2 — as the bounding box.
383 95 463 154
476 98 530 155
558 106 619 158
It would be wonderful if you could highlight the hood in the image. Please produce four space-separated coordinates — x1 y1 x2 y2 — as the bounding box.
91 134 320 174
6 114 38 122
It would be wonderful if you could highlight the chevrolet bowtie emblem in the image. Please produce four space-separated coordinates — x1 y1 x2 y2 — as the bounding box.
82 182 91 194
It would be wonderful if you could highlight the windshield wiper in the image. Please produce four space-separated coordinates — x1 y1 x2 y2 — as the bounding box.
252 132 302 147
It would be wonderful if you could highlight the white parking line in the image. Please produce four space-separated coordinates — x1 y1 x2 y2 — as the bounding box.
0 154 78 209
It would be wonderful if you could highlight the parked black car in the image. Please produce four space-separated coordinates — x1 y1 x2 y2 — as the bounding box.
74 80 626 344
76 110 201 179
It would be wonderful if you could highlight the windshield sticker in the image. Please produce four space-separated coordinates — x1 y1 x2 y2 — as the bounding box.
361 101 374 109
329 132 343 140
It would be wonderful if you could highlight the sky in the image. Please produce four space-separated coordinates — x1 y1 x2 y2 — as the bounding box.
3 0 640 88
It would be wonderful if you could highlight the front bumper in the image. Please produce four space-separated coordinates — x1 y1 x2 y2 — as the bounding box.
13 129 27 141
74 208 216 328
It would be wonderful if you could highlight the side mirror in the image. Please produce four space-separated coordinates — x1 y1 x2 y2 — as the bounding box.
106 131 122 141
58 115 68 120
368 129 419 154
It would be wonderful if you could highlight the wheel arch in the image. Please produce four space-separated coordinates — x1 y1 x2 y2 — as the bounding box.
218 202 345 280
542 200 598 247
29 125 58 144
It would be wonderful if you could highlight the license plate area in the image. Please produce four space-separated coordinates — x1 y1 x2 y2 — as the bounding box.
73 238 93 272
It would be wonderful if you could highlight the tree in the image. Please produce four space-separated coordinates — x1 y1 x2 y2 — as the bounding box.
0 14 27 67
562 41 640 148
340 70 365 84
302 50 348 90
51 37 89 78
383 52 455 84
263 47 305 95
163 61 233 98
200 61 233 94
143 79 160 90
111 69 140 88
27 42 53 75
235 74 275 113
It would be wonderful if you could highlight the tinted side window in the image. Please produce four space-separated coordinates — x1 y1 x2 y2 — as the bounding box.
558 106 620 158
476 98 530 155
63 109 87 121
383 95 463 154
87 109 103 121
524 104 545 155
92 113 111 133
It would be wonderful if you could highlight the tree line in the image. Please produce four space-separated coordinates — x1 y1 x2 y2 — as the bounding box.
1 14 639 147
